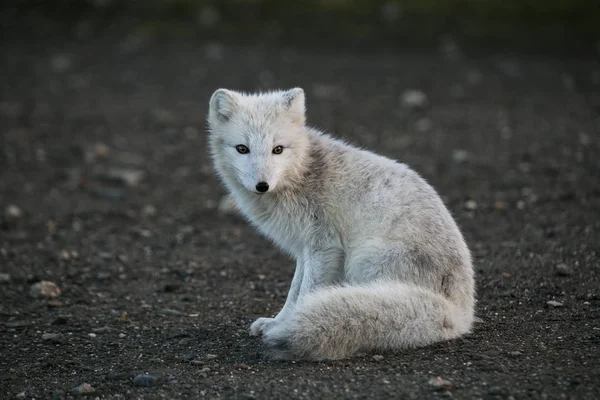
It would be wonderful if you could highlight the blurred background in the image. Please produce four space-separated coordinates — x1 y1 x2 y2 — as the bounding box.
1 0 599 53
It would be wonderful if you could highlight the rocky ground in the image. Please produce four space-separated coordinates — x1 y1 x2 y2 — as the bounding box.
1 33 600 399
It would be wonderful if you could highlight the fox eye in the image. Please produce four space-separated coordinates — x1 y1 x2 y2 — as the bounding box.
235 145 249 154
272 146 283 155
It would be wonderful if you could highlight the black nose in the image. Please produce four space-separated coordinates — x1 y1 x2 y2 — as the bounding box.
255 182 269 193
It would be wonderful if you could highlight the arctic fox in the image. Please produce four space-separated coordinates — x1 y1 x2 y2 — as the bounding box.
207 88 475 360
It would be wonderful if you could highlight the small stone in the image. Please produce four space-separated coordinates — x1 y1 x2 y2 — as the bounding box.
415 118 432 132
119 333 126 338
555 264 572 277
0 273 11 283
95 142 110 159
494 201 506 211
103 167 146 187
141 204 157 217
502 272 511 279
206 354 218 360
88 333 97 338
59 250 71 260
428 376 452 391
372 355 385 362
547 300 563 308
42 333 62 343
516 200 526 210
401 90 428 109
464 200 478 211
509 351 522 357
158 308 182 316
30 281 61 299
488 386 503 395
99 251 113 260
473 317 484 324
5 204 23 220
452 149 469 163
133 373 156 387
235 363 250 370
240 394 257 400
117 254 129 264
71 383 95 395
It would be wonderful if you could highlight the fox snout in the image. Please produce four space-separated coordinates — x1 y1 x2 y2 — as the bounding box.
255 182 270 193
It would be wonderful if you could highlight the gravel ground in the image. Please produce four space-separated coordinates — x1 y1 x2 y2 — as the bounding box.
1 34 599 399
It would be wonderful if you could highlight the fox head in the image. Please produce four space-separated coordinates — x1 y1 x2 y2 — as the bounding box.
207 88 310 194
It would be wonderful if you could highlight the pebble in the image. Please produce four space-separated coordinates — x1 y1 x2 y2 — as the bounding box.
141 204 157 217
428 376 452 391
42 333 62 343
488 386 503 395
464 200 478 211
158 308 182 316
0 273 11 283
71 383 95 395
372 355 385 362
103 167 146 187
555 264 572 277
547 300 564 308
452 149 469 163
94 142 111 159
30 281 61 299
5 204 23 220
509 351 522 357
206 354 218 360
88 333 97 338
415 118 432 132
401 89 428 109
133 373 157 387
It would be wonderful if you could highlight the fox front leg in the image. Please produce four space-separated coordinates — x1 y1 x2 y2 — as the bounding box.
250 257 304 336
251 247 343 335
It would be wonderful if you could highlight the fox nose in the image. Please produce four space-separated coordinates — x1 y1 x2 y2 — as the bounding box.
255 182 269 193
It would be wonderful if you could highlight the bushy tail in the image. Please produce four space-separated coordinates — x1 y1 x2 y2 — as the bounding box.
265 282 474 360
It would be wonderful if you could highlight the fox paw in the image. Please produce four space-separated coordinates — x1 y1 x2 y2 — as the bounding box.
250 317 278 336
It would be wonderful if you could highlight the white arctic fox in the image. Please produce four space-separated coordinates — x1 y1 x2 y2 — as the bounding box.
207 88 475 360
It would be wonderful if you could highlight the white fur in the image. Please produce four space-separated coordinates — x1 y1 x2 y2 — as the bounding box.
207 88 476 360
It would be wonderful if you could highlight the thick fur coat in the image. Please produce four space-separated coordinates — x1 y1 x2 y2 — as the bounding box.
207 88 475 360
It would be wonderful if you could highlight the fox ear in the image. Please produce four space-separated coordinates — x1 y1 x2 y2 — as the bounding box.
282 88 305 125
209 89 239 122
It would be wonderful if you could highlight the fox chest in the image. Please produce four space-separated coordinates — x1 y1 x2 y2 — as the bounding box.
242 198 336 257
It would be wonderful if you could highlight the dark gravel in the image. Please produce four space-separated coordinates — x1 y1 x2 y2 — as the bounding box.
1 34 599 399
